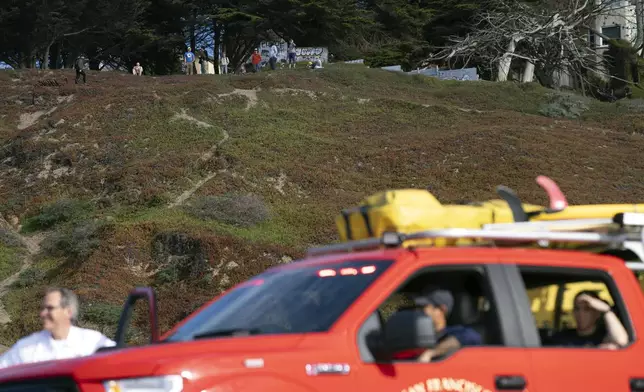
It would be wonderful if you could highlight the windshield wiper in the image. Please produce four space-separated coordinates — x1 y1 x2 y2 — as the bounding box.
193 328 262 340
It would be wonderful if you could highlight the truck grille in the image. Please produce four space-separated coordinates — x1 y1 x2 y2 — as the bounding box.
0 377 79 392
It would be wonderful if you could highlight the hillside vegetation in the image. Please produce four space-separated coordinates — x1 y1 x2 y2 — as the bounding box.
0 64 643 346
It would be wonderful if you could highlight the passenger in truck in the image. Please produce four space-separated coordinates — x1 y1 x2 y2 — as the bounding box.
545 291 629 349
0 287 115 369
413 286 482 362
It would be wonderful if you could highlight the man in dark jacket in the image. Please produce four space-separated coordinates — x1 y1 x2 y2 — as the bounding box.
74 56 86 84
198 47 208 74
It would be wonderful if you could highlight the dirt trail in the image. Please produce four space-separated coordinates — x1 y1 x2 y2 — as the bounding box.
0 216 46 325
168 112 230 208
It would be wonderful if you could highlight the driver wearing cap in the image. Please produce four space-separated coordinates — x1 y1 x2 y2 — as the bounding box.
413 286 482 362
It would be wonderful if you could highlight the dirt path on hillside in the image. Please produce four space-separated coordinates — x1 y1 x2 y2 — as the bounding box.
168 111 230 208
0 216 46 326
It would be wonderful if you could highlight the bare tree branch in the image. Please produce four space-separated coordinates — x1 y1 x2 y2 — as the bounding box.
62 26 95 37
423 0 634 84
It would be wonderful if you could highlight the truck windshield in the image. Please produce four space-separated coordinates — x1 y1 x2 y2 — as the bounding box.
165 259 393 342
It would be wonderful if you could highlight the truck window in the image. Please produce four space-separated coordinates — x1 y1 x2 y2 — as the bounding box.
527 281 615 330
165 259 393 342
519 266 633 348
358 265 504 363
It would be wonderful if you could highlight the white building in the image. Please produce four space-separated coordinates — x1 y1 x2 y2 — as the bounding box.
590 0 638 51
555 1 639 86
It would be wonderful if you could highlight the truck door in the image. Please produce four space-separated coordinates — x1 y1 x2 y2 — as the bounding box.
351 261 534 392
505 259 644 391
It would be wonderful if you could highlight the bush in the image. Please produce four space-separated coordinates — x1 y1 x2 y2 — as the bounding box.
41 220 104 260
185 193 270 227
22 199 92 232
364 41 430 72
81 302 122 326
155 265 181 285
328 42 364 62
13 267 46 288
0 228 23 248
365 46 407 69
605 39 639 90
538 91 590 119
151 231 210 284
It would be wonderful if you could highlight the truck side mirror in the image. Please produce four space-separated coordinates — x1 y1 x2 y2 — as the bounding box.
114 287 160 347
383 307 436 357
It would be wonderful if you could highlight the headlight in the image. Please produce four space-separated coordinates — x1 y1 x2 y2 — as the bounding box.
103 375 183 392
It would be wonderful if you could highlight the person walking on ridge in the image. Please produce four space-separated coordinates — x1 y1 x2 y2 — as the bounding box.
74 55 87 84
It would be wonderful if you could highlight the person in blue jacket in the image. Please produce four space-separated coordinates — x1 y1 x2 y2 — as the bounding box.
184 47 195 75
413 286 482 362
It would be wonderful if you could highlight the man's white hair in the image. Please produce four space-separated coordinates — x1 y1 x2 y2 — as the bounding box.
46 287 79 324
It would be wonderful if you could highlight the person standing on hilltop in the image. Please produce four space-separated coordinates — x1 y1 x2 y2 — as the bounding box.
74 55 87 84
0 287 115 369
184 46 195 75
220 52 229 74
198 47 209 74
132 62 143 76
287 39 297 69
269 42 279 70
251 49 262 72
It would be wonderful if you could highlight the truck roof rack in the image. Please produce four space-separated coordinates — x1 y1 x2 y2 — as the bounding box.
306 212 644 264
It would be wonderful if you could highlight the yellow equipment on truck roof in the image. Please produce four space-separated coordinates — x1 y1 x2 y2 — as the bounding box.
335 175 644 249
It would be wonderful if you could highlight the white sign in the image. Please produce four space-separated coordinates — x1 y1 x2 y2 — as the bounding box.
258 41 329 63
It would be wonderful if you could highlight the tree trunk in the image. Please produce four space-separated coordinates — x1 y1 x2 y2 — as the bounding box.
592 0 607 78
497 37 519 82
190 12 196 51
636 0 644 56
42 38 56 70
522 60 535 83
50 42 61 69
20 50 31 68
636 0 644 47
190 12 196 74
213 19 220 75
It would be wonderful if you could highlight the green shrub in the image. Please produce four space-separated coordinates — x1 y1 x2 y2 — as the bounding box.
22 199 93 232
13 266 46 288
538 91 590 119
155 265 181 284
0 228 23 248
81 302 122 326
364 41 430 72
365 46 406 69
41 220 104 260
605 39 639 90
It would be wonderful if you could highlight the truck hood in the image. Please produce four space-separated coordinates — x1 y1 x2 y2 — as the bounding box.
0 334 307 383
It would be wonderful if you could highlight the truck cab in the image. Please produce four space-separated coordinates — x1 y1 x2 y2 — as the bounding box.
1 214 644 392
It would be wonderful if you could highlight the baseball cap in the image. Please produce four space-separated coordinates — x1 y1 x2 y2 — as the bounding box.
413 286 454 315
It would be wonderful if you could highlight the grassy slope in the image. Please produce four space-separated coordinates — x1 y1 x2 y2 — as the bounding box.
0 65 643 344
0 246 21 282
